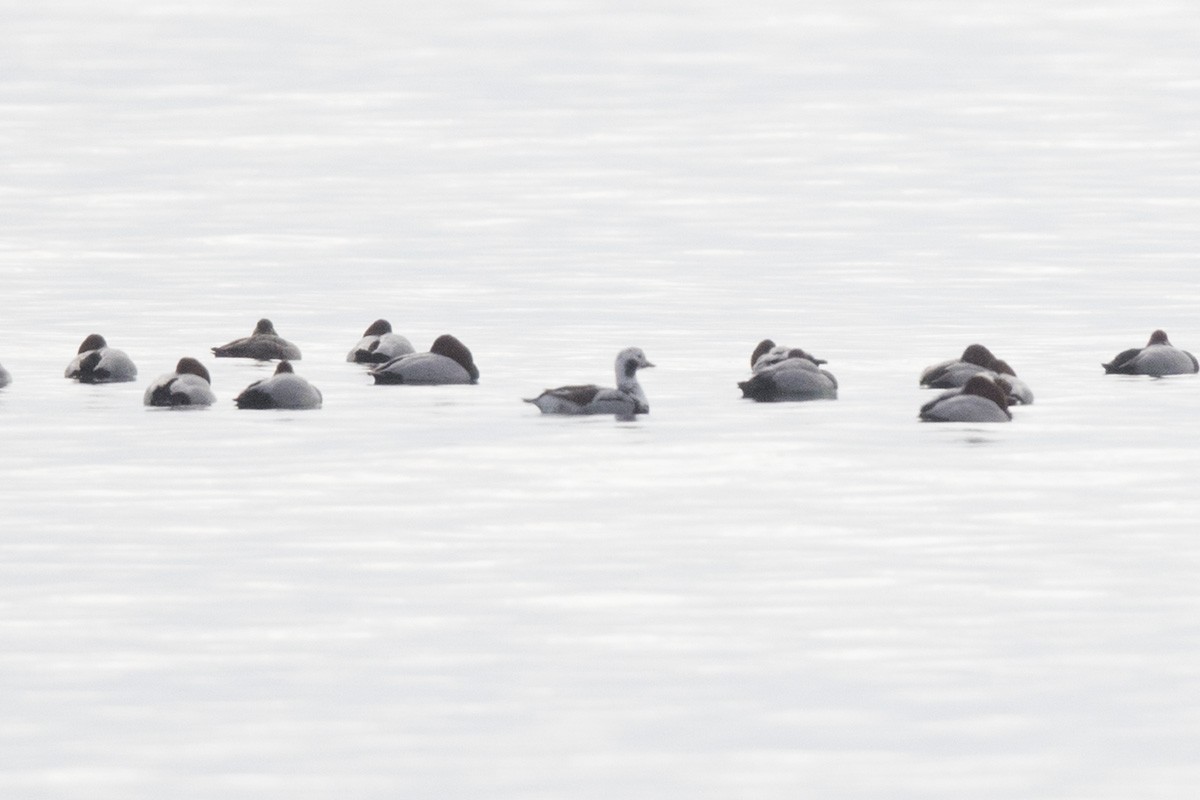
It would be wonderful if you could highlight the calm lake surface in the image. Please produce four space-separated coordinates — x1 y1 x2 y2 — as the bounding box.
3 1 1200 797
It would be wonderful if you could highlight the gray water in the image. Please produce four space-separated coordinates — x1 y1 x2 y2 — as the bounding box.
3 1 1200 797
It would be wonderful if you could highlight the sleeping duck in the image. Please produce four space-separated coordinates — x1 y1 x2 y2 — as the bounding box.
1102 330 1198 376
65 334 138 383
370 334 479 385
143 357 217 407
234 361 322 409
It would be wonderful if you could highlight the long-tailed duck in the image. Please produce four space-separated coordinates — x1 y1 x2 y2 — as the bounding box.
525 348 654 415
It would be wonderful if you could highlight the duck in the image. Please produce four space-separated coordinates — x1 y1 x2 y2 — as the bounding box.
920 343 1034 404
739 357 838 401
234 361 322 409
143 357 217 407
1102 330 1198 376
370 334 479 385
525 347 654 415
919 374 1012 423
920 344 1004 387
749 338 827 373
65 334 138 383
985 360 1035 405
212 318 302 361
347 319 415 364
0 362 9 388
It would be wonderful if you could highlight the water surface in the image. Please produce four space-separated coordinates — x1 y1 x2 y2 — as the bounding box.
3 1 1200 797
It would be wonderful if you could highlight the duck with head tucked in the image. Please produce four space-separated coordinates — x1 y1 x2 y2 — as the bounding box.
919 374 1012 423
920 343 1033 405
0 362 9 388
749 338 827 372
212 318 302 361
525 347 655 415
347 319 415 364
1102 330 1198 376
65 334 138 383
370 334 479 385
144 357 216 407
739 338 837 401
234 361 322 409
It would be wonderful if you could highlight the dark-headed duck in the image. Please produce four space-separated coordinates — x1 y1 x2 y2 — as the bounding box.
65 334 138 383
212 319 302 361
234 361 322 409
921 343 1033 404
1102 330 1198 377
347 319 415 364
740 339 836 401
370 334 479 385
920 374 1012 422
144 357 216 407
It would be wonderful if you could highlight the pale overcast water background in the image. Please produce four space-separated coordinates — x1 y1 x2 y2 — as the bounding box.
3 1 1200 797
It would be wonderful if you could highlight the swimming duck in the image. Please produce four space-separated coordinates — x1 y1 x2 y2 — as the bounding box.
234 361 322 409
1102 330 1198 376
212 318 302 361
525 347 655 415
749 338 827 372
143 357 217 407
920 344 1004 387
919 374 1012 423
0 362 9 387
347 319 415 364
65 334 138 383
920 344 1033 404
739 356 838 401
370 334 479 385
